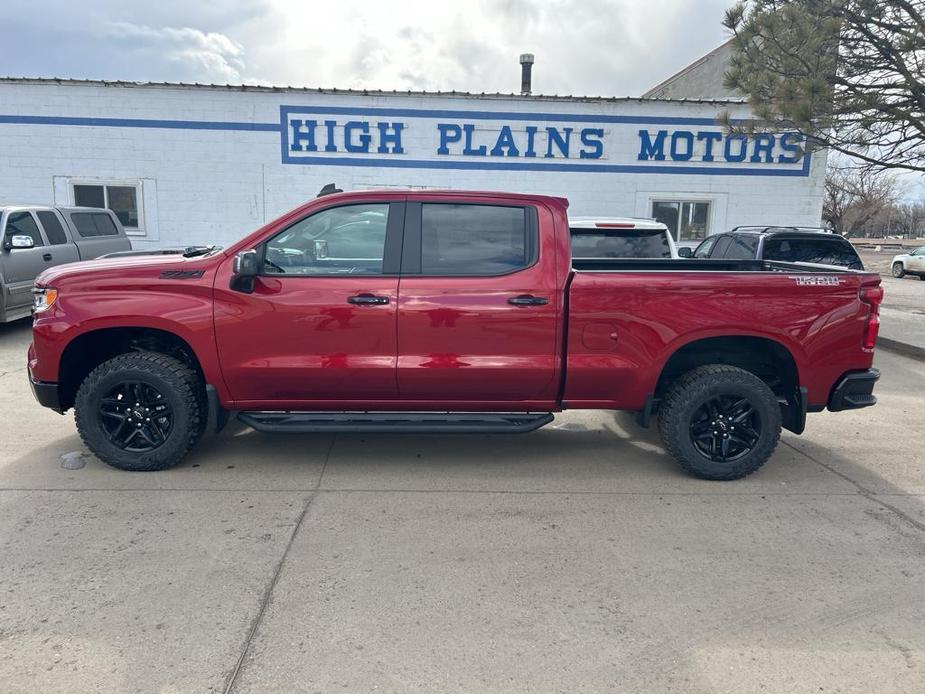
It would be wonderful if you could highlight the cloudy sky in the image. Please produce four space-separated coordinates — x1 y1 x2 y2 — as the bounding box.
0 0 733 96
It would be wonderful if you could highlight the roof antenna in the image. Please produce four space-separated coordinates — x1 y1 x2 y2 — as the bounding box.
317 183 343 197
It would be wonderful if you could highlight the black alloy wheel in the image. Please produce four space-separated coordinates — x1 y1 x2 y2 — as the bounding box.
689 394 762 463
99 381 173 452
75 352 204 471
658 364 782 480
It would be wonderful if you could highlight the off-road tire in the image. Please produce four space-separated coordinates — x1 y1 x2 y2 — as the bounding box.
658 365 781 481
892 262 906 278
75 352 204 471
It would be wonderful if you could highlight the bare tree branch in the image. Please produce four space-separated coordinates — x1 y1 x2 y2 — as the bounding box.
724 0 925 173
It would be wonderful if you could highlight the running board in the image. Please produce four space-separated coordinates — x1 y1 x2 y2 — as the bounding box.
237 411 555 434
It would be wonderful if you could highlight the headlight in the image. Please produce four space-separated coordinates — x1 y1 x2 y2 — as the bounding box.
32 287 58 313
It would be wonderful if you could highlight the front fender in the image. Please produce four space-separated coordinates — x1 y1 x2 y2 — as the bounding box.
31 285 225 399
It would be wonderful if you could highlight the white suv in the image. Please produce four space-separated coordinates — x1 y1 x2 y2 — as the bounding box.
569 217 678 259
891 246 925 280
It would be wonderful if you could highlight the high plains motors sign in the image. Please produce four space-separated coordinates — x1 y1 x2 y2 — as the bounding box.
280 105 811 177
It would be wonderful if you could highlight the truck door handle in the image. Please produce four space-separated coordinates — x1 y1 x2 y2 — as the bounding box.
42 253 52 261
348 293 390 305
508 294 548 306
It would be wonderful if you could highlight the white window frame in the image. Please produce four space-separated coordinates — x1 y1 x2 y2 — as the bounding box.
635 192 728 247
650 198 714 243
67 179 146 236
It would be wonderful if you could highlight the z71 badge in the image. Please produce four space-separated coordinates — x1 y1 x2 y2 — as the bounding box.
790 275 843 286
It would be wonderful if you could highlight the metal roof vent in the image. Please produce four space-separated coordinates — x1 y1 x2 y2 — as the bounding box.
519 54 535 96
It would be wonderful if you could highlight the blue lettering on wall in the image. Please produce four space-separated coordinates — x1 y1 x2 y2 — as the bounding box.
750 133 775 163
670 131 694 161
638 130 668 161
344 121 371 153
437 123 462 155
636 129 802 166
279 106 811 175
524 126 538 158
724 134 748 162
377 122 405 154
323 120 338 152
777 132 805 164
696 131 723 162
463 124 487 156
289 119 318 152
579 128 604 159
490 125 520 157
545 127 572 158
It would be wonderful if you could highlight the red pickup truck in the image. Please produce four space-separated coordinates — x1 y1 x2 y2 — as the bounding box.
28 188 882 480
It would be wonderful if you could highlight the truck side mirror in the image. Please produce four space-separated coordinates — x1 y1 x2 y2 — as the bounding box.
231 249 259 293
3 234 36 251
677 247 693 258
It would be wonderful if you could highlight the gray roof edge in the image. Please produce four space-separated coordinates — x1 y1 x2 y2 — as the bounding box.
0 76 749 105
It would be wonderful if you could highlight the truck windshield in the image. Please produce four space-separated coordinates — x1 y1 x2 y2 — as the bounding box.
570 229 671 259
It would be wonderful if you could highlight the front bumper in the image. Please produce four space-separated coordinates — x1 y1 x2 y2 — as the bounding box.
30 376 63 413
828 368 880 412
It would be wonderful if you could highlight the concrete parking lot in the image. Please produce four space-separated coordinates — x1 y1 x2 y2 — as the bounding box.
2 317 925 693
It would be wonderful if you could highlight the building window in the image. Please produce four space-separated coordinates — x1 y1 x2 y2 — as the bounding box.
72 183 140 229
652 200 711 242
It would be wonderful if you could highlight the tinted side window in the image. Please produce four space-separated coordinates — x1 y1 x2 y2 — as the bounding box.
693 236 717 258
710 237 733 258
421 204 531 275
37 211 68 245
264 203 389 275
71 212 119 237
763 237 863 269
5 211 44 247
723 235 758 260
570 229 671 259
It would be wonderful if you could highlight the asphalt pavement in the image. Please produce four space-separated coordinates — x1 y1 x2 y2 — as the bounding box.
1 317 925 693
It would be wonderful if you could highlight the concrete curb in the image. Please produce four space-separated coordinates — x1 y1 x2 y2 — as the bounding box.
877 337 925 362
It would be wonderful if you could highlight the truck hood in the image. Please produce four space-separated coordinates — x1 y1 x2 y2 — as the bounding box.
35 253 218 286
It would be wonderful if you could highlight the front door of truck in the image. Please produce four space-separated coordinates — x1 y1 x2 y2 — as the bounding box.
396 200 560 405
213 201 404 407
1 210 50 315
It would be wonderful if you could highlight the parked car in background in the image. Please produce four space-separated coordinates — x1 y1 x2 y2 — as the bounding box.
0 205 131 322
890 246 925 280
685 227 864 270
570 217 677 259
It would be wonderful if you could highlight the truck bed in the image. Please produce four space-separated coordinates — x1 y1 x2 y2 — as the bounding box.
564 260 880 414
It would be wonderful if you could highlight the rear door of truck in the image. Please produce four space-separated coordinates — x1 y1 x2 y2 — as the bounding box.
396 197 561 405
34 209 80 267
63 209 132 260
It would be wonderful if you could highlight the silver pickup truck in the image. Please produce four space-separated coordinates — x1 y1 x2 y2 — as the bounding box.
0 205 132 322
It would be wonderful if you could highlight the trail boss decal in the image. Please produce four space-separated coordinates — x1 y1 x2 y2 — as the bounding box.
790 275 843 286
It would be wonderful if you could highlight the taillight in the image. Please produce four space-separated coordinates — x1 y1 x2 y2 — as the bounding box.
859 284 883 351
594 222 635 228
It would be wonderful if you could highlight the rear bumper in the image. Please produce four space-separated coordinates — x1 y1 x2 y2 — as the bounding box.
30 377 63 413
828 369 879 412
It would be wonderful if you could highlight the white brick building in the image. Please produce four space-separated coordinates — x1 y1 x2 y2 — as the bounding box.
0 77 826 251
